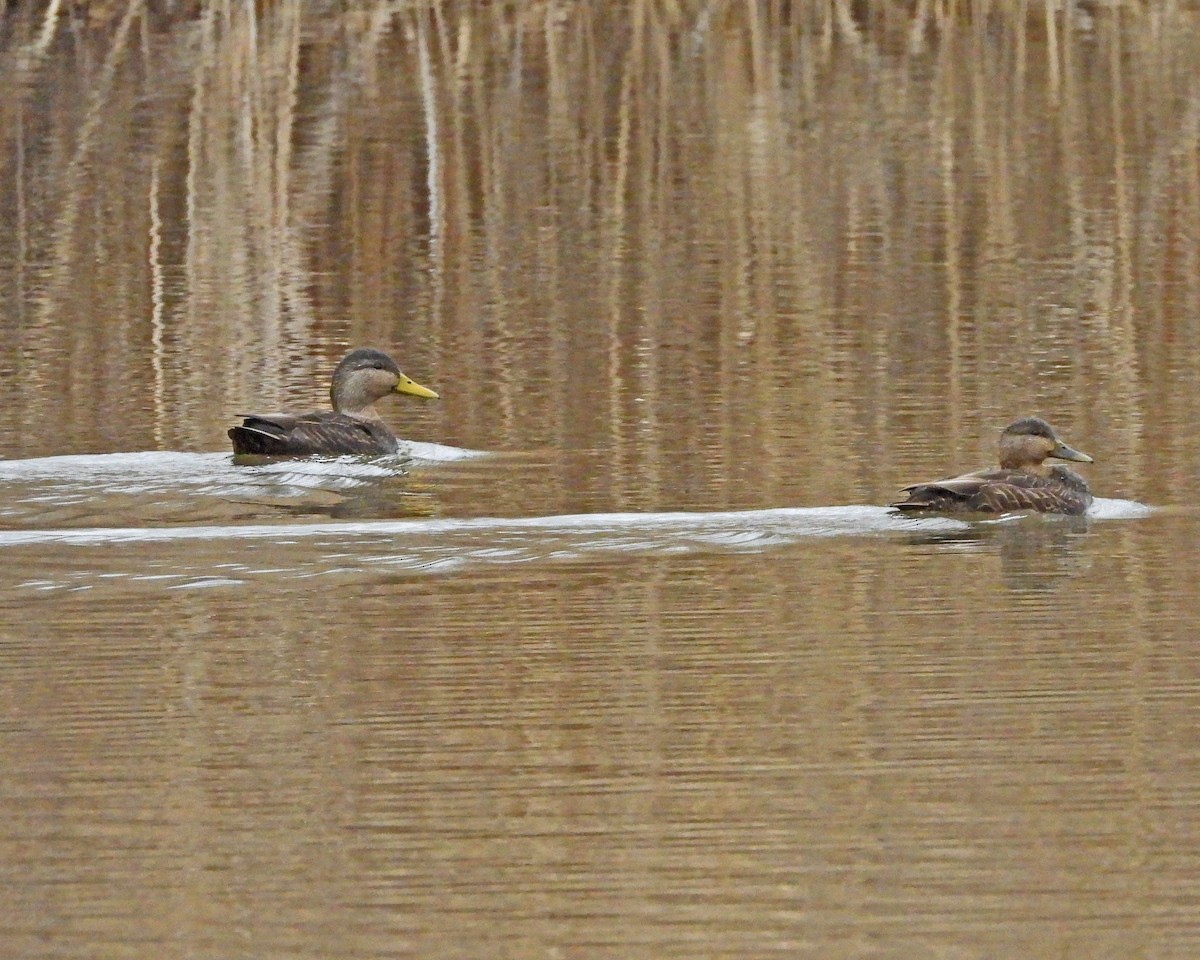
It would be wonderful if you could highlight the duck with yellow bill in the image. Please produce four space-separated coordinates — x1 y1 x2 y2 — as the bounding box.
229 347 438 457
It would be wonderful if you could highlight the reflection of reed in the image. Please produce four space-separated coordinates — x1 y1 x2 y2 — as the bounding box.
0 3 1198 510
184 0 313 447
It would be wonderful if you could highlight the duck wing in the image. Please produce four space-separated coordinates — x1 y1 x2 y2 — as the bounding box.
228 411 399 456
890 468 1091 515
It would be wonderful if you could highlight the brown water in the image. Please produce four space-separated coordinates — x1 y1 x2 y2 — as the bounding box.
2 4 1200 958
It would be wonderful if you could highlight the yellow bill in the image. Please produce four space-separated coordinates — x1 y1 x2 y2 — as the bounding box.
394 375 439 400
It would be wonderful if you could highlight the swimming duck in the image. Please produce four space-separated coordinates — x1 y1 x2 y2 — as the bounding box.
228 347 439 456
890 417 1094 515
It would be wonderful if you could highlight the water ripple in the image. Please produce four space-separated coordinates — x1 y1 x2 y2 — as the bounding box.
0 499 1153 594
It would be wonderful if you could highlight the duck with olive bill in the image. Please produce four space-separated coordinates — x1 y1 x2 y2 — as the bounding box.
889 417 1094 515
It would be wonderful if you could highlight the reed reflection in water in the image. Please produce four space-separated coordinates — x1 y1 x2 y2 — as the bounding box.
0 1 1197 512
1 2 1200 958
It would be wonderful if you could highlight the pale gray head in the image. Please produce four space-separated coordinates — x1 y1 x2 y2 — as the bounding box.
330 348 439 416
997 417 1092 471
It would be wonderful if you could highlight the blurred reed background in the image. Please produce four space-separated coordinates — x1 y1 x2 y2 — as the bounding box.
1 0 1198 507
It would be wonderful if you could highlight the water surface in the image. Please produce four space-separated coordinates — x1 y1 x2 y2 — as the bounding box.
2 4 1200 958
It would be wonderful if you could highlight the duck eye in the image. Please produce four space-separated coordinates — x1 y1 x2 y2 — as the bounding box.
372 362 384 370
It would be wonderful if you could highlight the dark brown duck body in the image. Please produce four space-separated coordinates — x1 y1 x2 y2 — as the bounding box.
229 348 438 457
890 417 1094 515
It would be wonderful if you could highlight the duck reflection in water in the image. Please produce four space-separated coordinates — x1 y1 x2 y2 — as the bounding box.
890 417 1094 516
900 513 1093 592
229 348 439 457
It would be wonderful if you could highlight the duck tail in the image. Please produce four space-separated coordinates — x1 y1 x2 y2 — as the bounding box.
228 423 286 456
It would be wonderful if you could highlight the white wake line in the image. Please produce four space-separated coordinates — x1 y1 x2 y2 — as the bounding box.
0 500 1153 548
0 443 484 480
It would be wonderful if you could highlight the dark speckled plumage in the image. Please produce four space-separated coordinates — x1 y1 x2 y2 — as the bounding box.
229 348 439 457
890 417 1094 515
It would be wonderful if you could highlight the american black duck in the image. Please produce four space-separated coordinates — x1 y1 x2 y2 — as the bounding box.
228 348 439 456
890 417 1094 515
